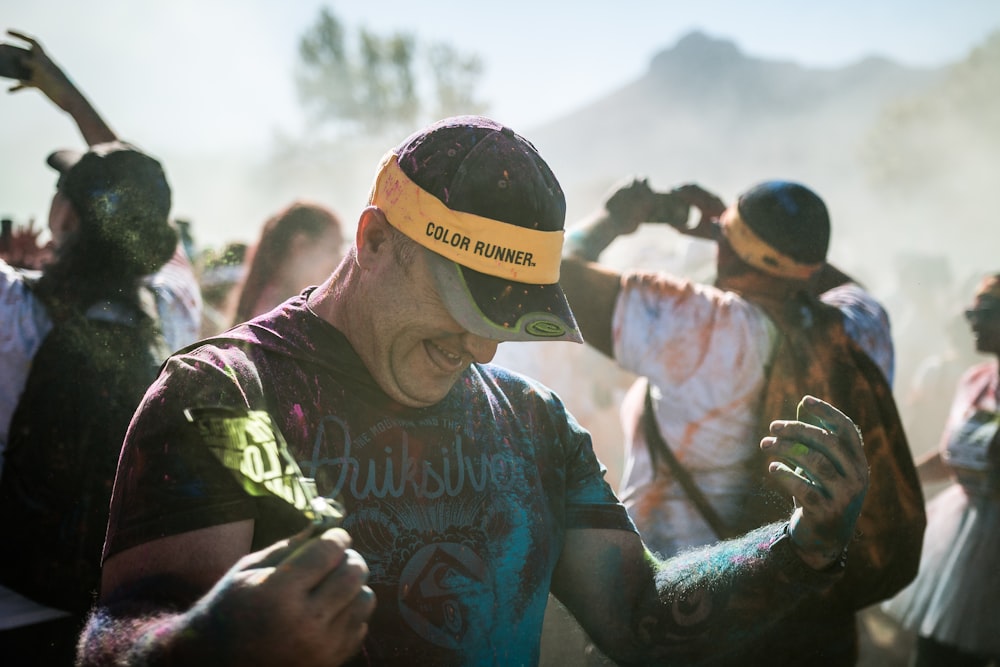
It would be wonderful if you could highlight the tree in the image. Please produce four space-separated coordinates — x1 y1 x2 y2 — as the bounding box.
295 7 486 139
426 43 485 121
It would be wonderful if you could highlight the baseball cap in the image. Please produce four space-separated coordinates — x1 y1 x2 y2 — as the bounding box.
367 115 582 343
719 180 830 280
47 141 176 275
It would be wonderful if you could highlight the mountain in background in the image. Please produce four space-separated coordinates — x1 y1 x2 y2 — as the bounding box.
186 28 997 434
532 31 947 272
491 30 1000 477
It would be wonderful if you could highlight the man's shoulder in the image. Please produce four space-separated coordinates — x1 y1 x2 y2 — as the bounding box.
161 304 356 397
820 282 888 318
178 298 323 357
621 271 770 322
469 362 576 422
474 361 547 392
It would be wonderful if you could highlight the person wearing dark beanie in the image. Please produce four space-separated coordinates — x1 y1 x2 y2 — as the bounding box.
560 177 925 666
0 31 181 665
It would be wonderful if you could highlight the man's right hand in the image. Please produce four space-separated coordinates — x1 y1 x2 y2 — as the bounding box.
671 183 727 240
181 526 375 666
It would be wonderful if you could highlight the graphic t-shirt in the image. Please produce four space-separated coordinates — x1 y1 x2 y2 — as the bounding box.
104 292 635 666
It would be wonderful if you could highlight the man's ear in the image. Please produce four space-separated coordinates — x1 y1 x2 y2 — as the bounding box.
355 206 393 267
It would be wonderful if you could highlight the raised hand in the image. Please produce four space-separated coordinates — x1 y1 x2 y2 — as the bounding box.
3 218 51 269
760 395 869 570
4 30 76 108
670 183 727 240
604 178 659 235
4 29 117 144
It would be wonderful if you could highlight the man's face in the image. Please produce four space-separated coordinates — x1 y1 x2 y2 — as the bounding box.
46 189 78 249
966 295 1000 355
360 236 499 408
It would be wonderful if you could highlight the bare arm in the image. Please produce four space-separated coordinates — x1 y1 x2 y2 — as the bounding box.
6 30 117 145
560 179 728 358
98 520 254 601
78 521 375 667
559 253 622 359
808 262 860 296
553 396 869 664
560 179 661 358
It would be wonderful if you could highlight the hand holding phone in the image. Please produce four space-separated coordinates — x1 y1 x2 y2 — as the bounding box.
651 191 691 227
0 43 30 81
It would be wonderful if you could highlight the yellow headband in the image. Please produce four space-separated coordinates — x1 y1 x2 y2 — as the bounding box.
720 208 822 280
367 152 564 284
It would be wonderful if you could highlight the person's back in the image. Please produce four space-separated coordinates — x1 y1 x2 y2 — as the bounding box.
560 178 924 665
565 181 899 550
0 286 167 610
0 139 176 665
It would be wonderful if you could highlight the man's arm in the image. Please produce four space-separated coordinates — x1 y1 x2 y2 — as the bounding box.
78 521 375 667
560 179 663 358
560 179 726 358
553 396 869 664
6 30 116 145
559 253 622 359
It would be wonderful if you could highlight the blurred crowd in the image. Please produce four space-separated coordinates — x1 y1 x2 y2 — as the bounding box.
1 27 998 667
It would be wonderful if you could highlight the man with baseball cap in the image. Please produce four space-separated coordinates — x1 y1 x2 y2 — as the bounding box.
559 178 925 665
79 116 870 666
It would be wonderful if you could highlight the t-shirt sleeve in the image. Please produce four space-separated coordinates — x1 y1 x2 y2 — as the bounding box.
103 347 263 560
551 388 638 534
612 270 774 387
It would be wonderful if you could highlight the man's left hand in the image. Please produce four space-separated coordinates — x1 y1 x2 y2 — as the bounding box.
760 395 869 570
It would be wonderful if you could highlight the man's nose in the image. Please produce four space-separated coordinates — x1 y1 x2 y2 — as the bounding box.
463 333 499 364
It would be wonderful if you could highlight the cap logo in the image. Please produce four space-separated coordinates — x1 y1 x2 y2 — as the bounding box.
526 320 567 337
369 153 563 284
720 208 822 280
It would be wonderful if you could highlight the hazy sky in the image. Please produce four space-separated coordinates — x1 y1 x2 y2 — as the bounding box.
2 0 1000 243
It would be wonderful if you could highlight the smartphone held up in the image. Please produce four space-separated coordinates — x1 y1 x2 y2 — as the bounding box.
652 190 691 227
0 43 30 81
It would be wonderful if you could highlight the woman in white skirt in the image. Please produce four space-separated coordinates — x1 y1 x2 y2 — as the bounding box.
884 272 1000 667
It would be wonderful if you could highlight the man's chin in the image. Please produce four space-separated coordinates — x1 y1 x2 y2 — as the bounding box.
392 379 456 408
